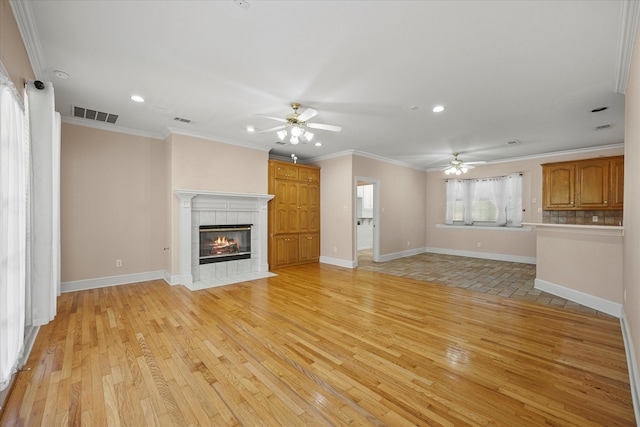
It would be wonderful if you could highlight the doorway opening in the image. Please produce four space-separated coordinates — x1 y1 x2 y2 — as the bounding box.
354 177 380 266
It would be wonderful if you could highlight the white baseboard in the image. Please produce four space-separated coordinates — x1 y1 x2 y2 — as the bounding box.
621 308 640 426
378 247 427 262
61 270 168 293
534 278 622 317
320 256 356 269
426 247 536 265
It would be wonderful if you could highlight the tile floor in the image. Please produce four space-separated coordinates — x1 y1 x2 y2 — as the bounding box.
357 250 600 315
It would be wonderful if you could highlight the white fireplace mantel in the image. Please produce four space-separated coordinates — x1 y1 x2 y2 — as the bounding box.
174 190 275 290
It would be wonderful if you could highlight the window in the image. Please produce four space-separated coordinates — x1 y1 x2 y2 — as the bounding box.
445 173 523 227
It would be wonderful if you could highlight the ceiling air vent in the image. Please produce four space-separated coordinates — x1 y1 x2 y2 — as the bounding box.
72 106 118 124
173 116 192 124
595 124 612 131
274 141 287 145
506 139 521 145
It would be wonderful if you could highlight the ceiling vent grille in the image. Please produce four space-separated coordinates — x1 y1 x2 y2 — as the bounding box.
595 124 612 131
72 106 118 124
173 116 193 124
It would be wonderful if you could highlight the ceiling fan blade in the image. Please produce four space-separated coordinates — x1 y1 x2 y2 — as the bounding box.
297 108 318 122
463 161 486 165
254 114 287 123
257 124 287 133
307 123 342 132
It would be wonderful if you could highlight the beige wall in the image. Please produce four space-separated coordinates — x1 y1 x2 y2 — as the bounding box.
168 133 269 274
623 19 640 391
0 0 34 90
61 124 168 281
312 155 354 261
536 227 623 304
352 155 427 257
311 153 427 264
425 147 624 260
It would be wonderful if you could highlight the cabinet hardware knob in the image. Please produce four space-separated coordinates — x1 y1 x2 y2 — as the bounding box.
604 201 608 204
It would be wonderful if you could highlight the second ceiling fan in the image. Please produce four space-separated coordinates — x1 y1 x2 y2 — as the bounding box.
258 103 342 145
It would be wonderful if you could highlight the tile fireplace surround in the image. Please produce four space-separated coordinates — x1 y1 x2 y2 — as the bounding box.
174 190 275 291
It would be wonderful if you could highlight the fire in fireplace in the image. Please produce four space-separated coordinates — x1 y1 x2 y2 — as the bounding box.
199 224 252 264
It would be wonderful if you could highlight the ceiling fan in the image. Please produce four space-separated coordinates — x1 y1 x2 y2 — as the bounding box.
443 153 485 175
258 103 342 145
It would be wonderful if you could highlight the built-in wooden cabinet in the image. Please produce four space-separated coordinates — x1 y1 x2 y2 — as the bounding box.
542 156 623 210
268 160 320 268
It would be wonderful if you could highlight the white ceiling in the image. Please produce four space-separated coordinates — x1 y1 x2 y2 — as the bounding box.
12 0 636 169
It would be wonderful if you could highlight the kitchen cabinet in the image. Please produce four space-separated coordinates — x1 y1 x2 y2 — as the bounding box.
268 160 321 268
542 156 623 210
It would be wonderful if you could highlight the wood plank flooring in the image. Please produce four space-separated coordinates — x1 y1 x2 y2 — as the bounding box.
1 264 634 426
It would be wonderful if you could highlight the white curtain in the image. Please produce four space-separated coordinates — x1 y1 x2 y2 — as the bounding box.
507 173 523 226
445 179 458 224
26 81 60 327
0 76 28 390
445 173 523 226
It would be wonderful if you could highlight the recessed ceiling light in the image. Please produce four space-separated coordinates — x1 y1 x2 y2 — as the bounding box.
432 105 445 113
246 125 255 133
315 142 322 147
130 95 145 103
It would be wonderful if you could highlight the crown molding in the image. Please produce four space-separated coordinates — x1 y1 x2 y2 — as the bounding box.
309 149 425 171
62 117 165 140
425 143 625 171
9 0 48 80
163 127 271 152
615 0 640 94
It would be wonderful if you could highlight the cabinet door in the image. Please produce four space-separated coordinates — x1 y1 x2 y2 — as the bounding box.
273 235 299 267
273 180 289 234
286 182 300 233
299 234 320 262
543 164 576 209
273 163 299 180
299 167 320 183
609 157 624 209
298 182 319 233
576 160 609 208
308 183 320 233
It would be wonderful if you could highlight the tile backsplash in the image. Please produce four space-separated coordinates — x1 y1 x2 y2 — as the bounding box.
542 210 623 226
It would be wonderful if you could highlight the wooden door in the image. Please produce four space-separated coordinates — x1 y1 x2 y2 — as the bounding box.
273 180 289 234
299 234 320 262
299 167 320 183
273 163 298 180
543 163 576 209
286 182 300 233
609 157 624 209
273 235 299 267
576 160 608 208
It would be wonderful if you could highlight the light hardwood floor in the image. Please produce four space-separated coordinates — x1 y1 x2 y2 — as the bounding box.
1 264 634 426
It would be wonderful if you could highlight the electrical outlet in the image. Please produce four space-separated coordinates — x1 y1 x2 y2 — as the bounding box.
407 240 410 246
116 259 123 267
592 216 598 222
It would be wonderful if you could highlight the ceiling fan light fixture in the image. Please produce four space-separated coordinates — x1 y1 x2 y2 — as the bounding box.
315 141 322 147
290 135 300 145
304 131 314 142
291 126 303 137
277 130 287 140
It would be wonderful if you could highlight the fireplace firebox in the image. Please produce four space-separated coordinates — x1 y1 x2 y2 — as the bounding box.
199 224 252 264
